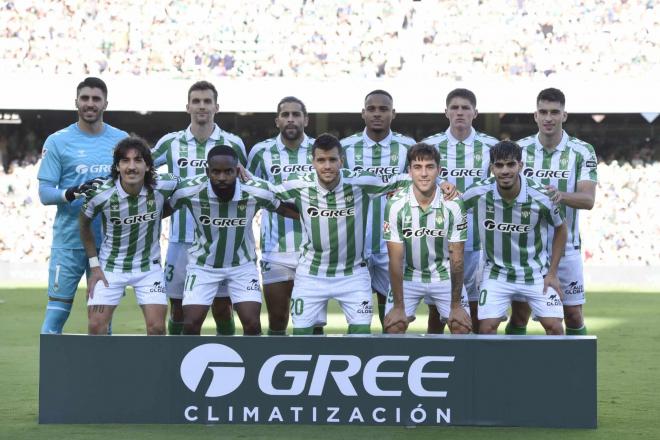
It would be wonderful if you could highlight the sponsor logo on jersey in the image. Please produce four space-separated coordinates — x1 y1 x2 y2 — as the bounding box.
177 158 207 168
75 164 111 174
356 300 373 315
41 148 48 159
199 215 248 227
483 219 532 233
440 168 484 178
522 168 570 179
180 344 245 397
586 159 597 169
110 211 159 225
456 221 468 231
352 165 399 177
270 164 314 175
402 227 446 238
306 207 355 218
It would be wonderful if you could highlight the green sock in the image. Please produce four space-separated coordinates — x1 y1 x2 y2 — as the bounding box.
348 324 371 334
267 328 286 336
378 303 386 329
566 325 587 335
167 319 184 335
293 327 314 335
216 315 235 336
312 326 324 335
505 322 527 335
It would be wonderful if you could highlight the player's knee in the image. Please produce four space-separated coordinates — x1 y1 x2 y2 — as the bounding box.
563 307 583 327
478 321 498 334
146 322 165 335
88 320 107 335
241 318 261 335
543 319 564 335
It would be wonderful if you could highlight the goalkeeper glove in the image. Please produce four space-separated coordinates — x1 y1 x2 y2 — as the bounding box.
64 177 106 202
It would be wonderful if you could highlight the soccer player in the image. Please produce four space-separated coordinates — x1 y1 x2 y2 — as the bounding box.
151 81 248 336
422 88 498 333
383 143 472 334
168 146 298 336
247 96 322 335
341 90 415 329
272 134 456 335
80 137 177 335
37 77 127 334
506 88 597 336
462 141 567 335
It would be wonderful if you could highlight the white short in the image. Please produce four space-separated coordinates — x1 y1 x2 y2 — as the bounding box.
386 279 470 322
464 250 482 302
164 242 227 299
511 253 585 306
290 267 372 328
478 278 564 320
182 263 262 307
260 251 298 285
88 268 167 306
368 253 389 296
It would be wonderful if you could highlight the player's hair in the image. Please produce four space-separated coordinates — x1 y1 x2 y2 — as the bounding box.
277 96 307 116
207 145 238 165
311 133 342 157
407 142 441 166
490 140 522 163
364 89 393 104
537 88 565 106
446 88 476 108
111 136 157 190
76 77 108 98
188 81 218 103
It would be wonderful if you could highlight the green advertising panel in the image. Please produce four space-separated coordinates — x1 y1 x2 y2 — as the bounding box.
39 334 596 428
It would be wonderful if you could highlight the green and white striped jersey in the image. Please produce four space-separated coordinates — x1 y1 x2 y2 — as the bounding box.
151 124 247 244
518 130 598 255
422 128 498 251
247 134 314 254
169 175 279 269
341 129 415 256
82 174 179 273
384 185 467 283
273 169 406 278
462 176 564 285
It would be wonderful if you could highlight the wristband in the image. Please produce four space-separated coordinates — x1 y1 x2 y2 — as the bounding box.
89 256 100 268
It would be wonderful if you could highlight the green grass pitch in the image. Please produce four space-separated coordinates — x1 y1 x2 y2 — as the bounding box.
1 287 659 439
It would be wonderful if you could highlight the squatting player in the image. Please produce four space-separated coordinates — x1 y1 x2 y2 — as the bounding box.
152 81 248 336
341 90 415 329
462 141 567 335
168 146 298 335
383 143 472 334
80 137 177 335
506 88 597 336
247 96 322 335
422 88 498 333
37 77 127 334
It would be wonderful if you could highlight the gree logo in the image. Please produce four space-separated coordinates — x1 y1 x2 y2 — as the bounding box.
177 158 207 168
522 168 570 179
270 164 313 175
75 164 111 174
180 344 245 397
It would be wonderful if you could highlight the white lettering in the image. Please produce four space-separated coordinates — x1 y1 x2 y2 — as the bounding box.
291 406 303 422
184 406 198 422
372 407 386 423
363 355 409 396
243 407 259 422
268 406 283 422
327 407 340 423
258 355 312 395
437 408 451 423
207 405 219 422
349 407 365 423
309 355 360 396
408 356 454 397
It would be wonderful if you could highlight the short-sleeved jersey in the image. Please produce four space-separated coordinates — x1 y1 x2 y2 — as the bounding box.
82 174 178 273
462 176 564 285
37 123 128 249
341 129 415 256
247 134 314 254
273 169 405 278
384 185 467 283
422 128 498 252
169 176 279 269
518 131 598 255
151 124 247 244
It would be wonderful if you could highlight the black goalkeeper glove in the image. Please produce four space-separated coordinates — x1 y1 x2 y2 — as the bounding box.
64 177 107 202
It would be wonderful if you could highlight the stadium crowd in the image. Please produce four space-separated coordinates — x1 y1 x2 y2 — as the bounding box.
1 154 658 266
1 0 657 79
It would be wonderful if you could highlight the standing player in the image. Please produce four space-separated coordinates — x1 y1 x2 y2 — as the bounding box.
247 96 322 335
169 146 298 335
38 77 127 334
422 88 498 333
151 81 247 336
383 143 472 334
80 137 177 335
506 88 597 336
341 90 415 329
462 141 567 335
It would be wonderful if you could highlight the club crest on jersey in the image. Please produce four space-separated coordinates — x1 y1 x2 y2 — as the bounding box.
344 194 354 203
110 211 159 226
483 219 532 233
440 168 483 178
521 210 530 219
237 201 247 211
560 157 569 167
147 199 155 208
199 215 248 227
522 168 570 179
391 154 398 162
306 206 355 218
474 153 482 162
177 158 206 168
403 227 445 238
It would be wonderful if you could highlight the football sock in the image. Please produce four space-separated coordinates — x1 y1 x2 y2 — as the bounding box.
267 328 286 336
505 322 527 335
566 325 587 335
168 319 184 335
348 324 371 334
216 315 236 335
40 301 72 334
293 327 314 335
312 326 324 335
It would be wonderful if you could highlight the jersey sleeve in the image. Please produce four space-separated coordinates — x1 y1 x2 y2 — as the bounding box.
228 138 248 167
356 171 412 198
272 174 304 203
383 198 403 243
446 199 468 243
151 134 174 169
37 136 62 184
546 203 564 227
244 177 281 211
576 144 598 182
247 145 268 177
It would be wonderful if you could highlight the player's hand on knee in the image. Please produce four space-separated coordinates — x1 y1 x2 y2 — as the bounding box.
87 267 108 299
543 272 563 300
384 306 408 334
448 305 472 334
